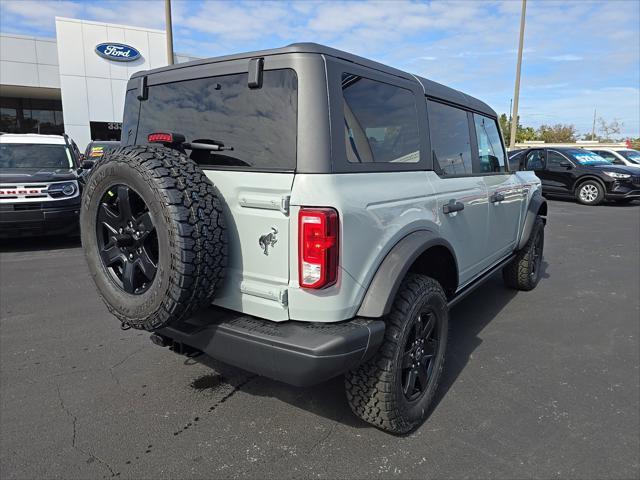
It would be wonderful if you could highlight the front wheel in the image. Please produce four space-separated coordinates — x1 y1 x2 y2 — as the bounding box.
576 180 604 205
503 216 544 291
345 274 448 434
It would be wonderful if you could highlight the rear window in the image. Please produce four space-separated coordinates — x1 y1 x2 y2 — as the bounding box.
0 143 73 169
133 69 298 171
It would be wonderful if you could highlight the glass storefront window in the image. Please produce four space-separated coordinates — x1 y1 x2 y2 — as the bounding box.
0 97 64 135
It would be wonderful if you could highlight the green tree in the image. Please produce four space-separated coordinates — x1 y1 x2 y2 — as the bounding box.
582 132 599 141
537 124 577 143
499 114 539 144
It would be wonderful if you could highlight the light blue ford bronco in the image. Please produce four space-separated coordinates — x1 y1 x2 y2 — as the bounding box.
81 43 547 433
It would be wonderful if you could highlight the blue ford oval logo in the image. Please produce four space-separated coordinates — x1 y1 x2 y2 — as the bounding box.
95 43 141 62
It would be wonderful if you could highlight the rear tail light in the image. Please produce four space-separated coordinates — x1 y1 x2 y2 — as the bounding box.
298 208 339 289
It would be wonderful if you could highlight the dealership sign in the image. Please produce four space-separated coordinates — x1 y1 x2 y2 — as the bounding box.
95 43 141 62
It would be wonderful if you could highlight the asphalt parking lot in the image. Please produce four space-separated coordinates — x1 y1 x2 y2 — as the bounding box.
1 199 639 479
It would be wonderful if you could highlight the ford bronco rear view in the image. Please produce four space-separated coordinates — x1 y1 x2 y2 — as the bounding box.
81 43 547 434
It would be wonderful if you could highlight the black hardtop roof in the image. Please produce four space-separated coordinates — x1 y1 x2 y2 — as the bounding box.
131 42 496 117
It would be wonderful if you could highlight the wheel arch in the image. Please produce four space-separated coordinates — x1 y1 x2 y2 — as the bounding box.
573 175 607 194
356 231 458 318
517 189 548 250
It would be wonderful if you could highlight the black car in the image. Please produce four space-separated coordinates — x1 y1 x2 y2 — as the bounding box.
0 133 87 237
508 147 640 205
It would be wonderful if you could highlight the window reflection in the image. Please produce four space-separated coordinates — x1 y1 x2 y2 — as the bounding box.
136 70 298 170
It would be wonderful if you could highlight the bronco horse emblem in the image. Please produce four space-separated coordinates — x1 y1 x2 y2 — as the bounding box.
258 227 278 256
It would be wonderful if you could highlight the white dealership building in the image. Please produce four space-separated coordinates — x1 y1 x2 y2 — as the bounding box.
0 17 196 149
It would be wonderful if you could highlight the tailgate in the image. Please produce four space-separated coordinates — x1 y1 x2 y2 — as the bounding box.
206 170 293 321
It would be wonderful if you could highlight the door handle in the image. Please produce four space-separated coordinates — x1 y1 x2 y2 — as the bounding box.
490 192 506 203
443 200 464 214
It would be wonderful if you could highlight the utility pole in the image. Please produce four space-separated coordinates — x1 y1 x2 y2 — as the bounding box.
591 108 597 140
165 0 174 65
509 0 527 151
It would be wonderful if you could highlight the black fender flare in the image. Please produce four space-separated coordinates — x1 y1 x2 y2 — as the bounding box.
517 189 548 250
356 231 458 318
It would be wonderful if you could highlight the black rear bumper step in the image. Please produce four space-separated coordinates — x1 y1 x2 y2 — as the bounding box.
155 307 385 387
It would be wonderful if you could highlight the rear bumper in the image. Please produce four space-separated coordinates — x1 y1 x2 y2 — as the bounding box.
0 203 80 237
155 307 385 387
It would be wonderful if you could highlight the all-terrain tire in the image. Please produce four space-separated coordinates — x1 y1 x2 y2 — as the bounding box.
81 145 227 331
576 180 604 205
345 274 448 434
502 216 544 291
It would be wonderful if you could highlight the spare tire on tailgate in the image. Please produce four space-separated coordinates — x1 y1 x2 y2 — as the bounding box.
80 145 227 331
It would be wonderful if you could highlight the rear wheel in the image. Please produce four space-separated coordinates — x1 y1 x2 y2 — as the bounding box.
345 274 448 434
81 145 227 331
576 180 604 205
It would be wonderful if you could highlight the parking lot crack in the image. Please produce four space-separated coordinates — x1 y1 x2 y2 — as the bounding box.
110 347 144 370
56 384 118 477
306 416 342 455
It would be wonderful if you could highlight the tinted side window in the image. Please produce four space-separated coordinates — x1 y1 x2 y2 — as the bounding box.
473 114 506 173
525 150 545 170
427 100 472 175
342 74 420 163
136 69 297 170
547 151 567 167
121 89 140 145
595 151 622 164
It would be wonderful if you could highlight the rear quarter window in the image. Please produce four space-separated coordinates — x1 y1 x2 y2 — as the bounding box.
342 74 420 164
427 100 473 175
133 69 298 171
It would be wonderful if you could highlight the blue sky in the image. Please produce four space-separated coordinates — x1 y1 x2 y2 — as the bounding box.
1 0 638 137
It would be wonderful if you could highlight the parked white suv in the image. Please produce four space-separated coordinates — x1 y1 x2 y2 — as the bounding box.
589 148 640 169
81 43 547 433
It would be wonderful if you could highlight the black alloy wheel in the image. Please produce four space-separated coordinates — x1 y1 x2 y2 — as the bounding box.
402 309 440 401
96 184 159 295
530 229 543 281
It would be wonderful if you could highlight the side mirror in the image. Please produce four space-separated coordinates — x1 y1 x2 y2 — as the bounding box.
559 160 572 168
82 160 95 169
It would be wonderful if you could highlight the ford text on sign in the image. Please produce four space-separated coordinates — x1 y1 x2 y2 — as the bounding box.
95 43 141 62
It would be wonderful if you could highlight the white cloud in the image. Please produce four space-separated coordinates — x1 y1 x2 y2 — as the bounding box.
547 54 583 62
0 1 82 31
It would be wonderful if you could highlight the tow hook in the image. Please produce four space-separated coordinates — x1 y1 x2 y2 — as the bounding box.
150 334 202 357
150 333 169 347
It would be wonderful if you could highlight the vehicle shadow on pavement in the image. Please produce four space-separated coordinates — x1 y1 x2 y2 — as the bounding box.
0 235 80 253
545 196 639 208
189 264 549 432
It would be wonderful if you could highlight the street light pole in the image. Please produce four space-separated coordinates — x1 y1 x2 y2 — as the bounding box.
165 0 174 65
509 0 527 151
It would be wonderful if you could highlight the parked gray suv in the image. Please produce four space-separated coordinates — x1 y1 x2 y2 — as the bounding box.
81 43 547 433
